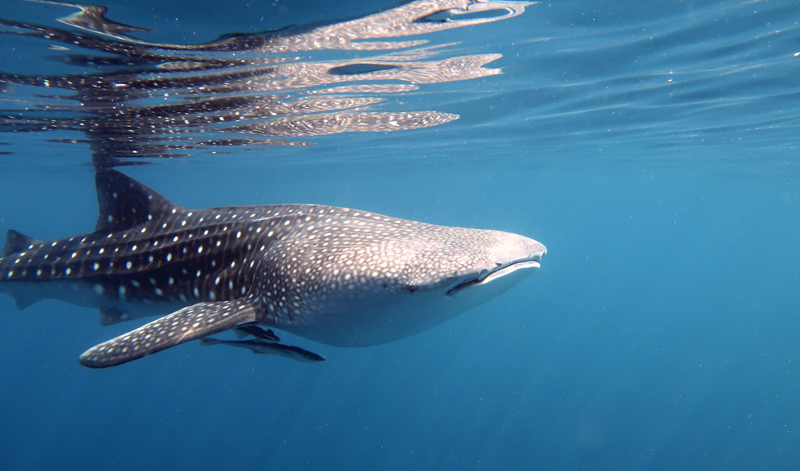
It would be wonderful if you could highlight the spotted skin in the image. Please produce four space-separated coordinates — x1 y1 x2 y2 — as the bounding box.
80 299 257 368
0 170 546 367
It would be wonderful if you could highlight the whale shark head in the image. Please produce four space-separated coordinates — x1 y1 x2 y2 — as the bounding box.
256 210 546 346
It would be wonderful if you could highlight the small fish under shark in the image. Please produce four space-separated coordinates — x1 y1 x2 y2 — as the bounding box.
200 338 325 362
0 170 546 368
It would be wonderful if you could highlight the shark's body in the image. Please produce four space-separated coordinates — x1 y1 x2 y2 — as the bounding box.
0 170 546 368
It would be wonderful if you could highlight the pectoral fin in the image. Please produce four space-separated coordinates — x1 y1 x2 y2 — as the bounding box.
79 299 258 368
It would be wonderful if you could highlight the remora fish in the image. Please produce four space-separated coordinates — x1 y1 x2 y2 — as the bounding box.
0 170 546 368
199 338 325 362
234 325 280 342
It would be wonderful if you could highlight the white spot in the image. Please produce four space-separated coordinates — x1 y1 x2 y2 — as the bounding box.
65 268 71 275
126 261 132 269
197 246 203 254
194 287 200 297
167 253 172 261
169 277 174 285
93 263 99 270
131 280 140 287
94 284 104 294
131 245 137 251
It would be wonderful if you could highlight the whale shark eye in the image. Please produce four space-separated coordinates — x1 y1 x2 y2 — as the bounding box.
407 285 417 293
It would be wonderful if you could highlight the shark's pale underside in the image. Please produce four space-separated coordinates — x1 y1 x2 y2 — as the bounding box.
0 170 546 368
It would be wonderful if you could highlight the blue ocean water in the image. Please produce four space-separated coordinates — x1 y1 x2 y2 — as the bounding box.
0 0 799 469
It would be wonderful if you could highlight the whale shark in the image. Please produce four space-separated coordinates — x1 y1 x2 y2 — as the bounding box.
0 170 546 368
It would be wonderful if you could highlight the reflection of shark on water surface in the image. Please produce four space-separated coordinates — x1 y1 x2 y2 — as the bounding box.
0 0 534 164
0 170 546 368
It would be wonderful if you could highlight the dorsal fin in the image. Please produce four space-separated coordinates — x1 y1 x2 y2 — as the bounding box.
94 169 183 232
2 230 41 257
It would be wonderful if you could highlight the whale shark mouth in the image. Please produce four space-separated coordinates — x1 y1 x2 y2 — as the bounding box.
446 257 541 297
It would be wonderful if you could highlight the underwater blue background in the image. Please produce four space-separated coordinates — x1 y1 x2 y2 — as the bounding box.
1 0 799 469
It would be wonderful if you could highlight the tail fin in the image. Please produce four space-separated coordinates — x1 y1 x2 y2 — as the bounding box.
2 230 41 257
